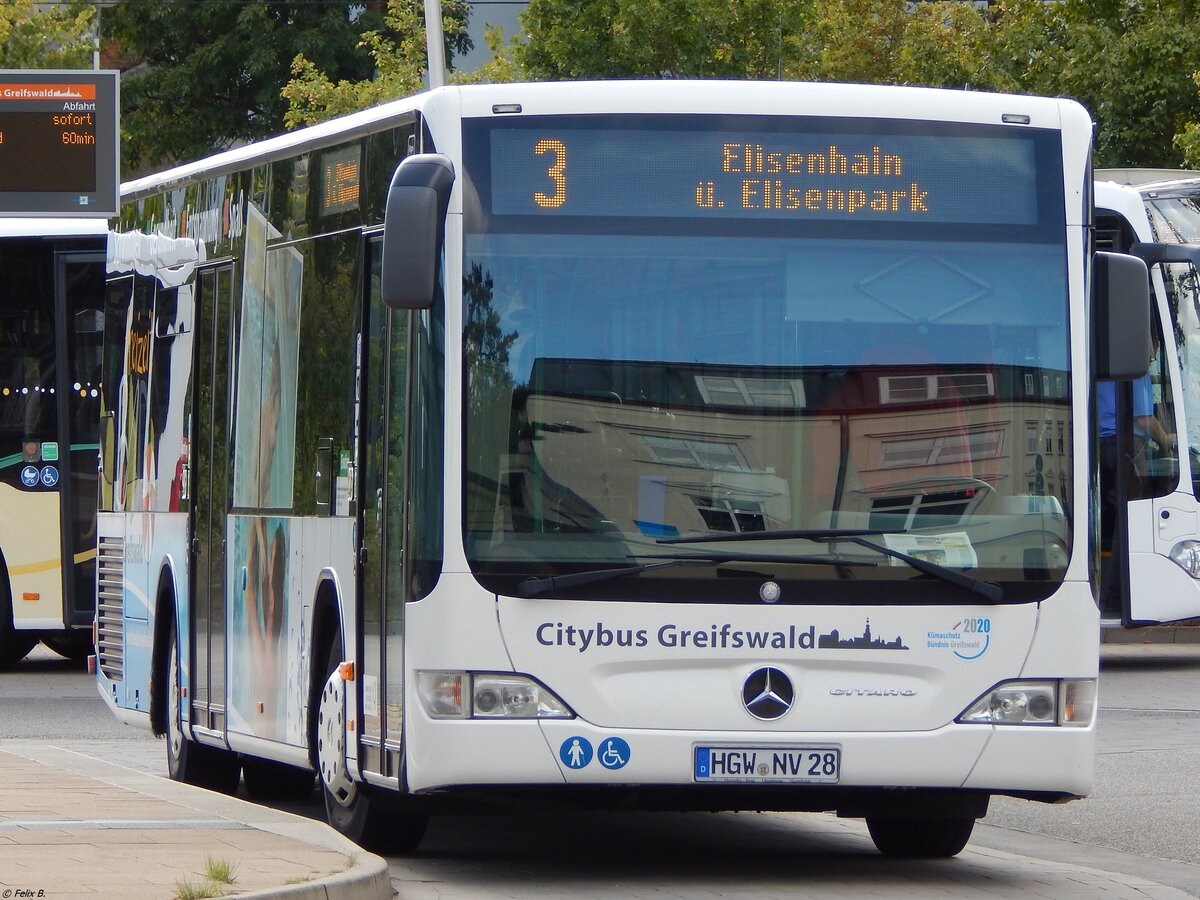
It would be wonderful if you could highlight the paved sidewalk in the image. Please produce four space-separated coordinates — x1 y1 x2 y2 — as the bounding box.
0 742 391 899
1102 623 1200 643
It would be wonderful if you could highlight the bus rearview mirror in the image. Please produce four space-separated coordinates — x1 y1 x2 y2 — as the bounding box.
381 153 455 310
1093 251 1151 381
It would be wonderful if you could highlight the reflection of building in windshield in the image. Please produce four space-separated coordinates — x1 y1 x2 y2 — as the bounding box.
479 356 1071 548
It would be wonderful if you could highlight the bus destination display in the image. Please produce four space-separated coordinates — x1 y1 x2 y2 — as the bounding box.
0 70 119 217
487 119 1045 227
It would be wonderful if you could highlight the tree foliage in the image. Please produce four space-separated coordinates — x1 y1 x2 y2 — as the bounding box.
282 0 472 128
0 0 96 69
107 1 411 171
513 0 1200 169
518 0 803 79
103 0 1200 171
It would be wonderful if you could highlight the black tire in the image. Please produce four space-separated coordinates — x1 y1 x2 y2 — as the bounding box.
0 580 36 669
317 630 428 854
42 632 93 664
165 624 241 794
866 815 975 858
242 755 316 801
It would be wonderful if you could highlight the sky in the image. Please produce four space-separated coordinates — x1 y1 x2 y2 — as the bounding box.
456 0 526 73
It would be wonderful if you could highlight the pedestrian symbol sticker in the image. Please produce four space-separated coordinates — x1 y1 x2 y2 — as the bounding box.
560 736 593 769
20 465 39 488
598 737 630 770
40 466 59 487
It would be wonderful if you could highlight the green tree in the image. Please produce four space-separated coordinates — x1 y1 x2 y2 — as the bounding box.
517 0 804 80
1177 73 1200 166
1052 7 1200 167
108 1 409 172
270 0 1200 170
282 0 472 128
453 24 523 86
0 0 95 69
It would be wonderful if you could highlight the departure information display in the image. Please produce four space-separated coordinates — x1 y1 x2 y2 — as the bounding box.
473 115 1059 229
0 70 119 217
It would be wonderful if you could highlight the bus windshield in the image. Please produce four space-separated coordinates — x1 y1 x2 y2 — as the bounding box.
461 113 1070 603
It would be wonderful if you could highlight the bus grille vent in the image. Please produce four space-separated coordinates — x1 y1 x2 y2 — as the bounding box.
96 537 124 681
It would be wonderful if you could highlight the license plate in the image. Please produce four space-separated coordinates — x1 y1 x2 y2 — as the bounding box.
694 746 841 783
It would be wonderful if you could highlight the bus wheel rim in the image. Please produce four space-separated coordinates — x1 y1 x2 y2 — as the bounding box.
168 640 183 763
318 670 356 807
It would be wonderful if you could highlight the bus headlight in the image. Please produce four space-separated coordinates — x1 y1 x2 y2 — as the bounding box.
417 671 574 719
1169 541 1200 578
956 679 1095 727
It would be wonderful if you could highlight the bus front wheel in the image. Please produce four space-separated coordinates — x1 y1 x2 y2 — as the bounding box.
866 815 975 858
166 625 241 794
316 633 427 854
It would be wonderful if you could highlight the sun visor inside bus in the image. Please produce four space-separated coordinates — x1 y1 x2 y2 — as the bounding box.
382 154 456 310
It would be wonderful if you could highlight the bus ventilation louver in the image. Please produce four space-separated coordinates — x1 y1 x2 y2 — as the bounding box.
96 537 125 681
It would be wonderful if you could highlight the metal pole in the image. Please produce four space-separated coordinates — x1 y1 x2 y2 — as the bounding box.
423 0 447 88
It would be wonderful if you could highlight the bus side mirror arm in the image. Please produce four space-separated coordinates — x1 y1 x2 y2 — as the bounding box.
1094 251 1152 381
1129 241 1200 270
381 153 456 310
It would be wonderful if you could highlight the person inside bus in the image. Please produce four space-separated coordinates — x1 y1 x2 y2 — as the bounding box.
1097 368 1176 616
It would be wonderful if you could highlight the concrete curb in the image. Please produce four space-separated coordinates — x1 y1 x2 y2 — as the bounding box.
0 740 392 900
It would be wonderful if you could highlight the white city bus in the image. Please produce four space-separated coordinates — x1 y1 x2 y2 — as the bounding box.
0 217 106 666
97 81 1151 858
1093 174 1200 626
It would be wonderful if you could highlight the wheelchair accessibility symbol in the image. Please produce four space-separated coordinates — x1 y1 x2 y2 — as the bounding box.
598 737 630 770
40 466 59 487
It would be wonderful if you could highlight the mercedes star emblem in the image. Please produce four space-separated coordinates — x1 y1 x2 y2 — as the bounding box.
742 666 794 720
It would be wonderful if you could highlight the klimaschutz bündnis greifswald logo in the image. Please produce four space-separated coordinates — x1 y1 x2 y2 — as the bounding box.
926 617 989 660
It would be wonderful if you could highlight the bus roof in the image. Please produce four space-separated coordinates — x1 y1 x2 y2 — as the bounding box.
1096 168 1200 188
120 81 1089 203
0 218 109 239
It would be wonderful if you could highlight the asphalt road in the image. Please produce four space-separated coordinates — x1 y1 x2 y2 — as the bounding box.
980 642 1200 894
6 640 1200 897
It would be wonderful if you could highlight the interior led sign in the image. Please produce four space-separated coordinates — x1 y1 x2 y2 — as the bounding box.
0 70 119 217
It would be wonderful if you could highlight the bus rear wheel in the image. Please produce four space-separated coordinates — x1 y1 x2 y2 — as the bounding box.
316 633 427 854
166 626 241 794
0 582 36 669
42 632 93 664
866 815 975 858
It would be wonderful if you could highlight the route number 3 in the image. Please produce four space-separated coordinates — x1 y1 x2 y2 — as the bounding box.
534 139 567 208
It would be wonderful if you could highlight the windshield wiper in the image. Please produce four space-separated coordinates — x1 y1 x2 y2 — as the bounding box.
659 529 1003 602
518 551 875 597
659 528 891 545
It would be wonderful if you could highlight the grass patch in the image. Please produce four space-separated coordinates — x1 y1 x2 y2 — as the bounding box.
203 855 238 885
173 880 224 900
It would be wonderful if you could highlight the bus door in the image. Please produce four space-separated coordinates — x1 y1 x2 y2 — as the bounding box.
359 236 411 780
1115 242 1200 624
57 251 105 629
191 265 235 733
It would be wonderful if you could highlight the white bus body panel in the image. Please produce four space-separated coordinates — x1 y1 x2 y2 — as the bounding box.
405 583 1097 795
499 601 1030 732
